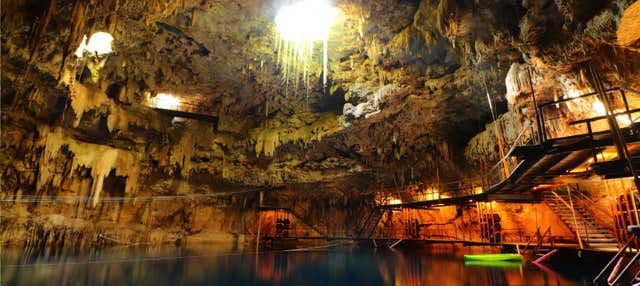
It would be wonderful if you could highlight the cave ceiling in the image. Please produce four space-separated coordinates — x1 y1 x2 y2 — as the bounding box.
2 0 640 192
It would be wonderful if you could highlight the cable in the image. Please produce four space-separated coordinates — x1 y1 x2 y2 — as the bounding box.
0 189 258 203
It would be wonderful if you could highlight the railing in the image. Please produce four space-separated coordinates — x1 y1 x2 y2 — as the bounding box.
376 87 640 207
522 226 554 254
568 184 616 234
538 87 640 142
377 122 535 206
551 190 586 249
355 208 383 238
593 232 640 285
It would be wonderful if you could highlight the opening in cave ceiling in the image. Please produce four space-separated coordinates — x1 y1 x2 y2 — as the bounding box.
274 0 338 90
74 32 114 58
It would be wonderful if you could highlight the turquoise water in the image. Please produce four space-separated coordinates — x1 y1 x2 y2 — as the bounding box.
1 244 596 285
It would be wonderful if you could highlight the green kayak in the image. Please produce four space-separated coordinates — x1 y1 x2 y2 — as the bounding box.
463 253 523 262
464 260 523 268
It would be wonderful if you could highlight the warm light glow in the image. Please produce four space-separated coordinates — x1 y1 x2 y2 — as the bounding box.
275 0 338 42
563 87 593 114
75 32 114 57
593 99 606 115
568 166 589 173
591 100 634 126
565 88 583 99
388 198 402 205
149 93 181 110
599 149 619 161
533 184 560 190
613 109 636 126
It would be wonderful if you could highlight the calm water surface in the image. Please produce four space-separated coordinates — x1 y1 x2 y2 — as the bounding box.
1 244 597 285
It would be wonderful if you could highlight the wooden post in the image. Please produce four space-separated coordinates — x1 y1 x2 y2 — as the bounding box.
255 191 263 251
490 202 497 243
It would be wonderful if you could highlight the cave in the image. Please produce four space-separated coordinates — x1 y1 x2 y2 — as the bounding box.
2 0 640 285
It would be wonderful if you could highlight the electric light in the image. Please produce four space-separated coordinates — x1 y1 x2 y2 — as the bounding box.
75 32 114 57
275 0 338 42
149 93 181 110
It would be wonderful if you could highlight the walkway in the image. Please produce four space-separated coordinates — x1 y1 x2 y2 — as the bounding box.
378 87 640 209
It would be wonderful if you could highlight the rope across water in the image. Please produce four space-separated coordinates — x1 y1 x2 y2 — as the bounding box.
0 189 259 203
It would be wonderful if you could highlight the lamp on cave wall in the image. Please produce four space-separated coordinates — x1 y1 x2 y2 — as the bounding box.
274 0 338 89
148 93 181 110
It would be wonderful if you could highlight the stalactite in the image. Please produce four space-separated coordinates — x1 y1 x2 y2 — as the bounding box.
250 113 340 157
69 82 149 131
58 0 88 80
37 126 140 207
24 0 57 75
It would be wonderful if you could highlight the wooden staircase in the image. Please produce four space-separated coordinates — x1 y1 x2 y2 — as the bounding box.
543 190 617 249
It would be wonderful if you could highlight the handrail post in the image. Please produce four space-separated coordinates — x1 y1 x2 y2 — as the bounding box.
621 89 634 134
567 188 585 249
540 106 547 143
594 233 636 283
552 190 584 249
587 121 598 163
611 249 640 285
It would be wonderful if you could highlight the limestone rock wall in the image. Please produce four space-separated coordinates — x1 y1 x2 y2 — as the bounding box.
2 0 640 247
377 203 575 243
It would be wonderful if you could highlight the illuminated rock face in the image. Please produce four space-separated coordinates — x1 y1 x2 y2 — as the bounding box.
1 0 640 246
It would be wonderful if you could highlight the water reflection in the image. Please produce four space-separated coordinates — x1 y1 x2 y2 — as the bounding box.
2 244 591 285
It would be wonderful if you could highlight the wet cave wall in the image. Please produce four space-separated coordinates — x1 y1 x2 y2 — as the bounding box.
1 0 640 247
377 202 575 242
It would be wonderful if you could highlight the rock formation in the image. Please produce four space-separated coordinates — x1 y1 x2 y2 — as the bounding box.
2 0 639 247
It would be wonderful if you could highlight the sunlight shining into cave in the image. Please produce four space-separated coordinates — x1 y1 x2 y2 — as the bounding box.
275 0 337 42
74 32 114 57
275 0 338 90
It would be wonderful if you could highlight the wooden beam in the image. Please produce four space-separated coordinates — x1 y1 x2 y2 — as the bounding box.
152 107 219 127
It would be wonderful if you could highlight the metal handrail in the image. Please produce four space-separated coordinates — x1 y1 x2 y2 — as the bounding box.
593 233 638 284
522 226 552 254
538 87 624 108
569 185 615 223
538 86 640 141
551 190 585 249
378 122 534 206
593 233 634 282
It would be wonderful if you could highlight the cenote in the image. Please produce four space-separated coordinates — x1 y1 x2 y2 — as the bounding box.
0 244 609 285
3 0 640 285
